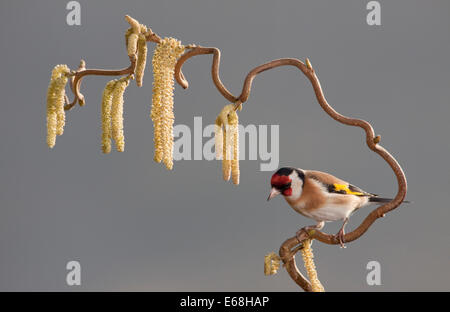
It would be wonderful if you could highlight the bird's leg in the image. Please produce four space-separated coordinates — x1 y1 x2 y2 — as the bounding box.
335 218 349 248
296 221 324 243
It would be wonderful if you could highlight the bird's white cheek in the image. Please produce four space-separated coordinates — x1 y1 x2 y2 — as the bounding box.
289 184 303 199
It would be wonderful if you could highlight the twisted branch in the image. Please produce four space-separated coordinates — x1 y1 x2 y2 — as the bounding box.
175 47 238 103
64 16 162 111
64 57 136 110
279 238 313 292
174 46 407 291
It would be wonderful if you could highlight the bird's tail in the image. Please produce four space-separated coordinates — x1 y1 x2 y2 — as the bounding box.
369 197 410 204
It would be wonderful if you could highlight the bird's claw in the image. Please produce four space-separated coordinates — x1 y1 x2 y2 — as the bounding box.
334 229 346 248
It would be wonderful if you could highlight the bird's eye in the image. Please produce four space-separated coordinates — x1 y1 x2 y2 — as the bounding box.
282 184 293 196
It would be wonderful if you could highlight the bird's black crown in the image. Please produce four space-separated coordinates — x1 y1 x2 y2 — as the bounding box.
275 167 294 176
275 167 305 182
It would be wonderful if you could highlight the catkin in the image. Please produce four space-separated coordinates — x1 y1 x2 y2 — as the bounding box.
125 15 141 57
264 252 281 276
56 96 65 136
136 33 147 87
126 21 148 87
222 124 231 181
215 104 240 184
125 27 133 49
127 33 139 56
151 37 185 170
228 110 239 185
46 64 70 148
125 15 141 33
111 76 130 152
101 80 117 154
216 104 232 181
301 239 325 292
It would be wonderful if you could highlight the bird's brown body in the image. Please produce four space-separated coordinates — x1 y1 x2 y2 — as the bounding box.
268 167 389 247
284 170 370 223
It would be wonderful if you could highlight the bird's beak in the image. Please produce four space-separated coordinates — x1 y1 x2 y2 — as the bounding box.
267 188 280 201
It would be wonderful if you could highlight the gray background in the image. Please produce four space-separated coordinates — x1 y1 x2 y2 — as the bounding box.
0 0 449 291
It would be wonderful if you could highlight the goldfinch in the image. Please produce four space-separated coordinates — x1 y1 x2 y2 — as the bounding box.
267 167 408 247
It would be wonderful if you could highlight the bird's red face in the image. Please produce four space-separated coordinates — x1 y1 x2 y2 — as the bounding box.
268 172 293 200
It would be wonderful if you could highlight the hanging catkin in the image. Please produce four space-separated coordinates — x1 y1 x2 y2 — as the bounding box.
111 76 130 152
264 252 281 276
135 33 148 87
216 104 232 181
215 104 240 184
125 15 141 57
125 27 133 49
301 239 325 292
125 20 148 88
222 122 232 181
46 64 70 148
151 37 185 170
228 109 239 185
101 80 117 154
127 33 139 56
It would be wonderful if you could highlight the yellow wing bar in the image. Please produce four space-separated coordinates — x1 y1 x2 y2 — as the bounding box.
332 184 365 196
